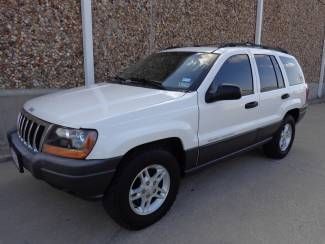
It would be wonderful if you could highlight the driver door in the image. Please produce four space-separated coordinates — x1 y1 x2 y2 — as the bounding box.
197 51 260 165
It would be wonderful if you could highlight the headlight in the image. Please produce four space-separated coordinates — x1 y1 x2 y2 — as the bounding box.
42 127 98 159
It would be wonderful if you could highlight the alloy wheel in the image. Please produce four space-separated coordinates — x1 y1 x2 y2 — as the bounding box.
129 164 170 215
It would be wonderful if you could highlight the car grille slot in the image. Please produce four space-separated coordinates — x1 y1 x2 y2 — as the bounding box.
17 112 48 152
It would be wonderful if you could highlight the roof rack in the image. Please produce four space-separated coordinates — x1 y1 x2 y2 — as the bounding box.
163 43 217 50
163 45 182 50
162 42 289 54
219 42 289 54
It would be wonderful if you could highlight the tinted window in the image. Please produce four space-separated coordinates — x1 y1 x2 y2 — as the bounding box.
210 54 253 96
117 52 218 91
255 55 278 92
270 56 285 88
280 56 304 85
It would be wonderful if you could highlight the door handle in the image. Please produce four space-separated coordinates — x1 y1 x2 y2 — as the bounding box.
245 101 258 109
281 93 290 99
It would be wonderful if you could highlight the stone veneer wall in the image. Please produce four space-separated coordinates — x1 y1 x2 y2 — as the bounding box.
0 0 84 89
263 0 325 83
92 0 257 82
0 0 324 89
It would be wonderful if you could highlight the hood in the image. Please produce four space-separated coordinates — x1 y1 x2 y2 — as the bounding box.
23 83 185 128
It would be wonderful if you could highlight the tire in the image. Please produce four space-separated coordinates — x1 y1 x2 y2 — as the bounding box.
103 148 180 230
263 115 296 159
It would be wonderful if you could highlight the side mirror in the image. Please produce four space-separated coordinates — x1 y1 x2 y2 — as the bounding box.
205 84 242 103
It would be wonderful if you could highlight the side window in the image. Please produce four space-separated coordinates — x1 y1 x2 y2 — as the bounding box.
254 55 279 92
279 56 304 86
270 56 285 88
210 54 253 96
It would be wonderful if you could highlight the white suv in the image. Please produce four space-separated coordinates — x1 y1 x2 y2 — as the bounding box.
8 43 308 229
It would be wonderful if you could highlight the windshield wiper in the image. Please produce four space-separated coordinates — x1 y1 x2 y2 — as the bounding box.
113 76 165 90
128 77 165 90
113 75 126 82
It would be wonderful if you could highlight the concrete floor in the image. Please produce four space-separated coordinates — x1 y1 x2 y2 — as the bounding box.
1 103 325 244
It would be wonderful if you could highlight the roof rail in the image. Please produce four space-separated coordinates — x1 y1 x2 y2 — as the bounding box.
163 45 182 50
163 43 217 50
162 42 289 54
219 42 289 54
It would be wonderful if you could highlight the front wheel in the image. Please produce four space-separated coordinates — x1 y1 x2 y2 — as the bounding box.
103 149 180 230
263 115 296 159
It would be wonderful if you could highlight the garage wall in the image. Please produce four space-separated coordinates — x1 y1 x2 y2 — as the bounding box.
0 0 84 89
92 0 257 82
262 0 325 84
1 1 324 89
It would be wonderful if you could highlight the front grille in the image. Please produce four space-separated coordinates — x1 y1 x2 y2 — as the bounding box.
17 111 49 152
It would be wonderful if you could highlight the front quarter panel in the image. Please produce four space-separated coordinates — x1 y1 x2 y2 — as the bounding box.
86 92 199 160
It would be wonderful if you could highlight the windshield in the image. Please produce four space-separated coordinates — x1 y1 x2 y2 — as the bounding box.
115 52 219 91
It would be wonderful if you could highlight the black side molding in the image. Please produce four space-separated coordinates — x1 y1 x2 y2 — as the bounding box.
184 121 281 173
185 138 272 174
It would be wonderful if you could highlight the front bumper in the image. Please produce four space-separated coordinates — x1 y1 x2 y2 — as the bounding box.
7 130 120 197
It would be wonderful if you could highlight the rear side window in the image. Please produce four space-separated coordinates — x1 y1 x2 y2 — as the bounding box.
255 55 278 92
270 56 285 88
279 56 304 86
211 54 253 96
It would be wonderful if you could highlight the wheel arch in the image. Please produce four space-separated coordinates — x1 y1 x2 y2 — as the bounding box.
117 137 188 176
285 108 300 122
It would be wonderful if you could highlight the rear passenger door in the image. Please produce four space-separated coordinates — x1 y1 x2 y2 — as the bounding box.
253 54 288 141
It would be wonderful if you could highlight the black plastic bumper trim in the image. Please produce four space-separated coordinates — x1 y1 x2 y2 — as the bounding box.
298 105 307 123
7 130 121 197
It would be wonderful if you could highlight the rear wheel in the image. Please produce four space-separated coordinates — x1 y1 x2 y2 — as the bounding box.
103 149 180 230
263 115 296 159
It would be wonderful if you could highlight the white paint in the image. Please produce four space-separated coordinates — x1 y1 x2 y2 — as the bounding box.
23 83 186 129
196 48 305 150
318 40 325 98
255 0 264 45
81 0 95 87
22 47 306 160
22 83 196 159
197 49 260 148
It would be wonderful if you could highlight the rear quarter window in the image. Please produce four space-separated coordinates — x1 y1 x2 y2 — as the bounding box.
279 56 305 86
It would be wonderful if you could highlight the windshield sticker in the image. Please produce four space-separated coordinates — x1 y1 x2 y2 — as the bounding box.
182 77 191 83
178 77 192 88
